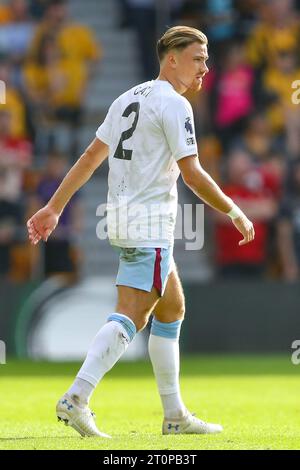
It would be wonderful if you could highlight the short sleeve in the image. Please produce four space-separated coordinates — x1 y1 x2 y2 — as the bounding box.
162 96 198 161
96 103 114 146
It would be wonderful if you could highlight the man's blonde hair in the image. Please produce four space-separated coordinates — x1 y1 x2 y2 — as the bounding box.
157 26 208 62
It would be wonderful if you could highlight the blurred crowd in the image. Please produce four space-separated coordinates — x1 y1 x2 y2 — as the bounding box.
178 0 300 282
1 0 300 283
0 0 100 281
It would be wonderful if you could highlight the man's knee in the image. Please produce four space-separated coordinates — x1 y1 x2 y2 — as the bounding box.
172 301 185 321
174 287 185 320
177 304 185 321
115 308 150 332
116 286 159 331
154 298 185 323
134 315 149 332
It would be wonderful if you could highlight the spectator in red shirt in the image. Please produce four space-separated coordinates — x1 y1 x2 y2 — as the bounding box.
214 149 278 279
0 109 32 202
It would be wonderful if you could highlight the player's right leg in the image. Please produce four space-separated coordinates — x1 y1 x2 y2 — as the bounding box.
148 265 223 435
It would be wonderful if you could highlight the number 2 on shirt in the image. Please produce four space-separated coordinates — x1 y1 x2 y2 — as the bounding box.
113 102 140 160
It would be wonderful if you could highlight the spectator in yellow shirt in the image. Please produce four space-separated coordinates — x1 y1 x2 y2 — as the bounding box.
28 0 101 69
0 56 27 138
262 48 300 154
24 34 87 155
246 0 300 70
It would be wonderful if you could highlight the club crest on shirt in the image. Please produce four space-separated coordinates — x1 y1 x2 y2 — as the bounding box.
185 117 193 135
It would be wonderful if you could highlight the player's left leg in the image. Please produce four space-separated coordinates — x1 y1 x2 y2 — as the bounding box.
148 265 223 434
56 247 163 437
56 284 159 438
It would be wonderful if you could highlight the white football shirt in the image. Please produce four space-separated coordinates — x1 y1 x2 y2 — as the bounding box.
96 79 198 248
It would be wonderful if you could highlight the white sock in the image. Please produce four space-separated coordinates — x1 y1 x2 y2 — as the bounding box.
67 313 136 406
148 331 186 419
67 377 94 407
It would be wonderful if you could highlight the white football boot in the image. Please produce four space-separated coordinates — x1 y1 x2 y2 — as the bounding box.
56 394 111 438
163 412 223 435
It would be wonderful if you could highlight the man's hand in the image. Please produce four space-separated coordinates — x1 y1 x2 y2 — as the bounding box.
232 214 255 246
27 205 60 245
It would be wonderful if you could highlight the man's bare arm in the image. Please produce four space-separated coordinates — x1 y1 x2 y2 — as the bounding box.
27 138 108 245
177 155 255 245
47 138 108 215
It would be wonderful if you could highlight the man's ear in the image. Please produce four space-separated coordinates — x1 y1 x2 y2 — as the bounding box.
168 51 178 69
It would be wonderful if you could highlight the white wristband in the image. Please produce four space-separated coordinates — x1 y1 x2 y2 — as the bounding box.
227 204 243 220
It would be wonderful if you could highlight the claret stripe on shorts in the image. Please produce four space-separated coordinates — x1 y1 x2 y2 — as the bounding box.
153 248 162 294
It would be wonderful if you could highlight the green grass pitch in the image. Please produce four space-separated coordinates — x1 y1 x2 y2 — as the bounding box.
0 355 299 450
